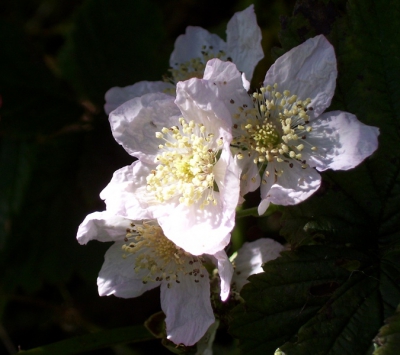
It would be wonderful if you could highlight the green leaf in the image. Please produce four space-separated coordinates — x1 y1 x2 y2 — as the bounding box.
19 324 153 354
230 0 400 353
58 0 170 107
230 246 380 354
374 304 400 355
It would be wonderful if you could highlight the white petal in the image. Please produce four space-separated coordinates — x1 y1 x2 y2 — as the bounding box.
226 5 264 81
233 238 284 291
233 150 261 197
241 72 250 91
203 58 253 114
264 35 337 117
195 321 219 355
100 162 154 220
157 201 232 256
109 92 181 164
258 198 270 215
213 145 241 214
97 242 159 298
77 211 132 245
160 272 214 346
169 27 226 68
104 81 175 114
305 111 379 171
175 75 235 135
212 250 233 301
260 161 322 207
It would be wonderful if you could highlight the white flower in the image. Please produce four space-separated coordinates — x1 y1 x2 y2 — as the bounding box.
77 211 233 346
201 35 380 214
104 5 263 114
232 238 284 291
102 83 241 256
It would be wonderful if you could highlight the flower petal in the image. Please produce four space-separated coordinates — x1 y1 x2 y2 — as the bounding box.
109 92 181 164
260 161 322 209
97 242 159 298
212 250 233 301
232 150 261 197
264 35 337 117
104 81 175 114
203 58 253 113
169 26 226 69
304 110 380 171
100 162 154 220
157 201 232 256
233 238 284 291
160 271 214 346
77 211 132 245
226 5 264 81
175 75 235 135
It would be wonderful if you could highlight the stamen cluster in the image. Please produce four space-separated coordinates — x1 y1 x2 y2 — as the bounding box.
146 117 223 207
232 83 318 180
122 221 206 288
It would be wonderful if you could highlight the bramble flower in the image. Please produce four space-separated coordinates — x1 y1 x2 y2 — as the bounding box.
232 238 284 291
104 5 263 114
77 211 233 346
102 83 241 256
202 35 379 214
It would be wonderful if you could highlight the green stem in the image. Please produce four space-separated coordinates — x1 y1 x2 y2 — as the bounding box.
236 207 259 218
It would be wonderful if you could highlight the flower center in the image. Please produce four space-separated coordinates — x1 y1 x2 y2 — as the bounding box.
146 117 223 207
167 46 228 83
122 221 206 287
231 83 318 181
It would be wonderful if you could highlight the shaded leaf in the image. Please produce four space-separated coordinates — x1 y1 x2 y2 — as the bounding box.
230 246 377 354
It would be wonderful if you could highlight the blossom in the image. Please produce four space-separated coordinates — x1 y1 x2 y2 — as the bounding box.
104 4 263 114
102 81 241 256
202 35 380 214
232 238 284 291
77 211 233 346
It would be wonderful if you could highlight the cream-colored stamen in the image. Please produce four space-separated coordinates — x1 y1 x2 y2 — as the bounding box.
232 83 318 180
122 221 207 288
147 117 220 208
